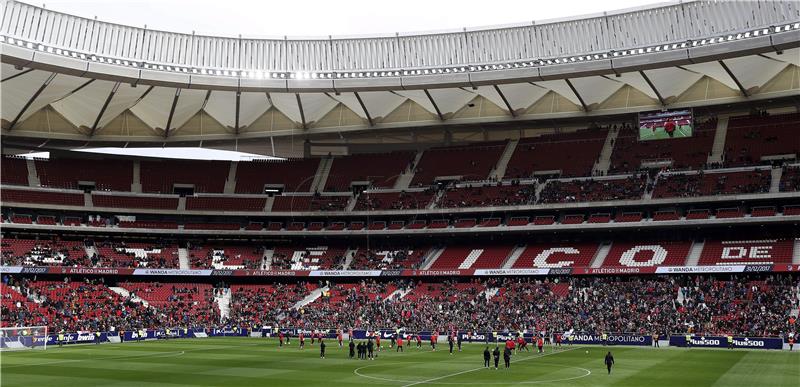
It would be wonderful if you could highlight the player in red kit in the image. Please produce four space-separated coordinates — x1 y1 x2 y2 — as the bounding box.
375 334 381 351
337 329 343 348
299 332 305 349
279 331 284 347
664 117 676 137
537 336 544 353
517 335 528 352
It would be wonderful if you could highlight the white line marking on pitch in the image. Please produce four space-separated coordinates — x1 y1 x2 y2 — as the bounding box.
400 347 582 387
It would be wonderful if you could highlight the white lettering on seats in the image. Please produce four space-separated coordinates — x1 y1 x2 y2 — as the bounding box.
534 248 580 268
619 245 667 267
721 246 772 260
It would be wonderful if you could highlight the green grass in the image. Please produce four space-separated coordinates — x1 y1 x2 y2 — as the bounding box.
1 337 798 386
638 124 692 140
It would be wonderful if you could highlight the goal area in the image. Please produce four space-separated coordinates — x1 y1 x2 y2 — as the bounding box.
0 326 49 351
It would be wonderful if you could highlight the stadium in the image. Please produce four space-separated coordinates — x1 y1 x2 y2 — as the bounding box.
0 0 799 385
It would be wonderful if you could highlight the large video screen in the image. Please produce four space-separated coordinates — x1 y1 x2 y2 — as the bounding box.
638 109 693 141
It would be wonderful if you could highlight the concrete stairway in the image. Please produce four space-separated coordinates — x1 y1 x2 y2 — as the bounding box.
770 167 782 193
178 248 190 270
293 286 328 309
109 287 149 306
708 116 729 164
177 196 186 211
262 249 274 269
491 140 518 180
345 194 359 212
224 162 238 194
310 158 333 192
501 245 527 269
793 239 800 265
594 127 619 176
342 248 357 270
590 242 612 268
264 196 275 211
458 249 484 269
84 192 93 207
25 159 40 186
131 161 142 192
394 151 424 190
420 247 445 270
685 240 705 266
84 245 98 261
214 288 232 321
385 287 412 302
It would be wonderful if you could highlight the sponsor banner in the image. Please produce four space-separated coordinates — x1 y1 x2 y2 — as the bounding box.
59 267 131 275
236 270 310 277
400 269 475 276
211 269 235 276
775 264 800 272
655 265 746 274
548 268 573 276
132 269 213 276
0 266 23 274
670 335 783 350
309 270 382 277
574 267 657 275
473 269 550 276
566 333 652 346
380 270 403 277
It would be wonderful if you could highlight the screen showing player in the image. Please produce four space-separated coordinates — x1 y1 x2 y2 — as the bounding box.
638 109 693 141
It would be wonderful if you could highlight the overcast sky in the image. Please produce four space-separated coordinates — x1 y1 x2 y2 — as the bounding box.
31 0 663 38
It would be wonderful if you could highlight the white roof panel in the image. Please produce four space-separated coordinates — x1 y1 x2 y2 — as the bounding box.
51 80 117 128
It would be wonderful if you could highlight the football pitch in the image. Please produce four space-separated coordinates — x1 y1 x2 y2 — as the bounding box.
1 337 798 386
638 124 692 140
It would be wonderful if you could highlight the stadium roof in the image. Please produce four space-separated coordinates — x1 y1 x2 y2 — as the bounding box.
1 0 799 154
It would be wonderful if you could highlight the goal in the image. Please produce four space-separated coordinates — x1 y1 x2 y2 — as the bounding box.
0 326 49 351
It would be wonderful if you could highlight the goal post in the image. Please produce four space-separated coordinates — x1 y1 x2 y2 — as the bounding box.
0 326 49 351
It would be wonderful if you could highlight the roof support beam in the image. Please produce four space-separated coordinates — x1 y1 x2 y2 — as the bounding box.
234 91 241 134
8 72 57 130
295 93 307 129
718 60 749 97
353 92 373 126
90 82 120 136
423 89 444 120
1 68 34 83
638 70 665 105
163 89 181 138
563 79 588 111
493 85 516 117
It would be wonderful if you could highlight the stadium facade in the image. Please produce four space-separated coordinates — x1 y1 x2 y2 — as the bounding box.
1 0 799 356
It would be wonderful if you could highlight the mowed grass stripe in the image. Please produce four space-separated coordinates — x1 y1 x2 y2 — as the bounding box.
3 338 799 387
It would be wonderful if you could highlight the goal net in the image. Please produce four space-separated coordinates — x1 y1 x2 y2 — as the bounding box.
0 326 49 351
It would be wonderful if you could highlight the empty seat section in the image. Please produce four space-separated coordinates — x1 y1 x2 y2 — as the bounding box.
602 241 690 267
780 166 800 192
235 159 319 193
35 158 133 191
272 195 349 211
186 196 266 211
140 160 229 193
439 183 534 208
93 194 178 210
1 189 84 206
354 189 436 211
1 156 29 186
725 113 800 166
324 151 414 191
411 141 506 186
653 170 771 198
505 129 607 179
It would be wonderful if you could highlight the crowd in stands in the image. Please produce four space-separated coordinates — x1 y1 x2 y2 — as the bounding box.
1 238 90 267
354 189 436 211
538 175 647 204
2 274 797 338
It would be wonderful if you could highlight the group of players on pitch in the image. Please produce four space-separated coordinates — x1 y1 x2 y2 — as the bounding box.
273 329 574 364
